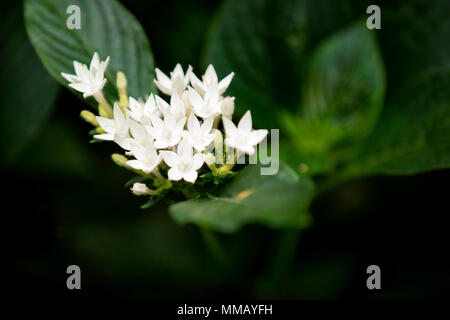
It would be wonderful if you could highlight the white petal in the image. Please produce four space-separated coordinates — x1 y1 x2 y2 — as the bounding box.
173 63 184 77
205 65 218 84
192 153 205 170
177 138 193 160
237 110 252 133
113 103 125 123
188 86 204 108
68 82 90 94
249 129 268 145
168 167 183 181
187 112 200 133
127 159 146 171
94 133 114 141
201 116 214 133
218 72 234 94
90 52 100 71
160 150 179 168
183 170 198 183
96 117 115 133
222 116 237 135
154 80 172 95
155 68 171 88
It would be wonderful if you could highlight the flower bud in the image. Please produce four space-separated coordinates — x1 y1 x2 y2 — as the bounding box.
80 110 99 127
117 71 128 111
111 153 129 168
131 182 151 196
98 104 110 118
212 129 224 164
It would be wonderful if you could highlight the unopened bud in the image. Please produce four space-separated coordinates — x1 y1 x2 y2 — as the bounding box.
131 182 151 196
117 71 127 90
98 104 110 118
117 72 128 110
212 129 224 164
80 110 98 127
111 153 129 168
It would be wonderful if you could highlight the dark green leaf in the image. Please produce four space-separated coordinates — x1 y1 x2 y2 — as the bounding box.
24 0 155 106
345 70 450 175
0 3 59 164
203 0 308 128
169 163 314 233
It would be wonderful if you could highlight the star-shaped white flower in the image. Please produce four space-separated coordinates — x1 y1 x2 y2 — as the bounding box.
154 64 192 96
61 52 110 98
127 94 160 125
94 103 131 149
147 111 186 149
127 120 154 150
222 111 268 155
189 64 234 96
157 92 186 122
188 84 222 119
160 139 204 183
126 142 161 174
182 113 215 152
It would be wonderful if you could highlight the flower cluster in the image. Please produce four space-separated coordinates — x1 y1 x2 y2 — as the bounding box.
62 52 268 201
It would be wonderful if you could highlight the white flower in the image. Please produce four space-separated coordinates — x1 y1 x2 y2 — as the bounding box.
148 111 186 149
183 113 215 152
160 139 204 183
189 64 234 96
188 84 222 119
127 120 153 150
94 103 131 149
154 64 192 96
157 92 186 122
126 142 161 173
127 94 160 124
222 110 268 155
61 52 110 98
131 182 151 196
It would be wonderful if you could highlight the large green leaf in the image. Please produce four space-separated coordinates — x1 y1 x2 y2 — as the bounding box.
282 22 385 174
0 3 59 164
169 163 314 233
345 70 450 175
203 0 308 128
24 0 155 105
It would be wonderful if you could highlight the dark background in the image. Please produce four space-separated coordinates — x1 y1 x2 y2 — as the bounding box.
2 0 449 300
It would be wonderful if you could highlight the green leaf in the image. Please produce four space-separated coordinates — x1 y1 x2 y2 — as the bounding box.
282 22 385 174
345 70 450 175
169 163 314 233
24 0 155 106
379 0 450 87
203 0 308 128
0 3 59 164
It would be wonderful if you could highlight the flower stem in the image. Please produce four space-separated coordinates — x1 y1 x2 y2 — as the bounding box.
94 91 113 117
